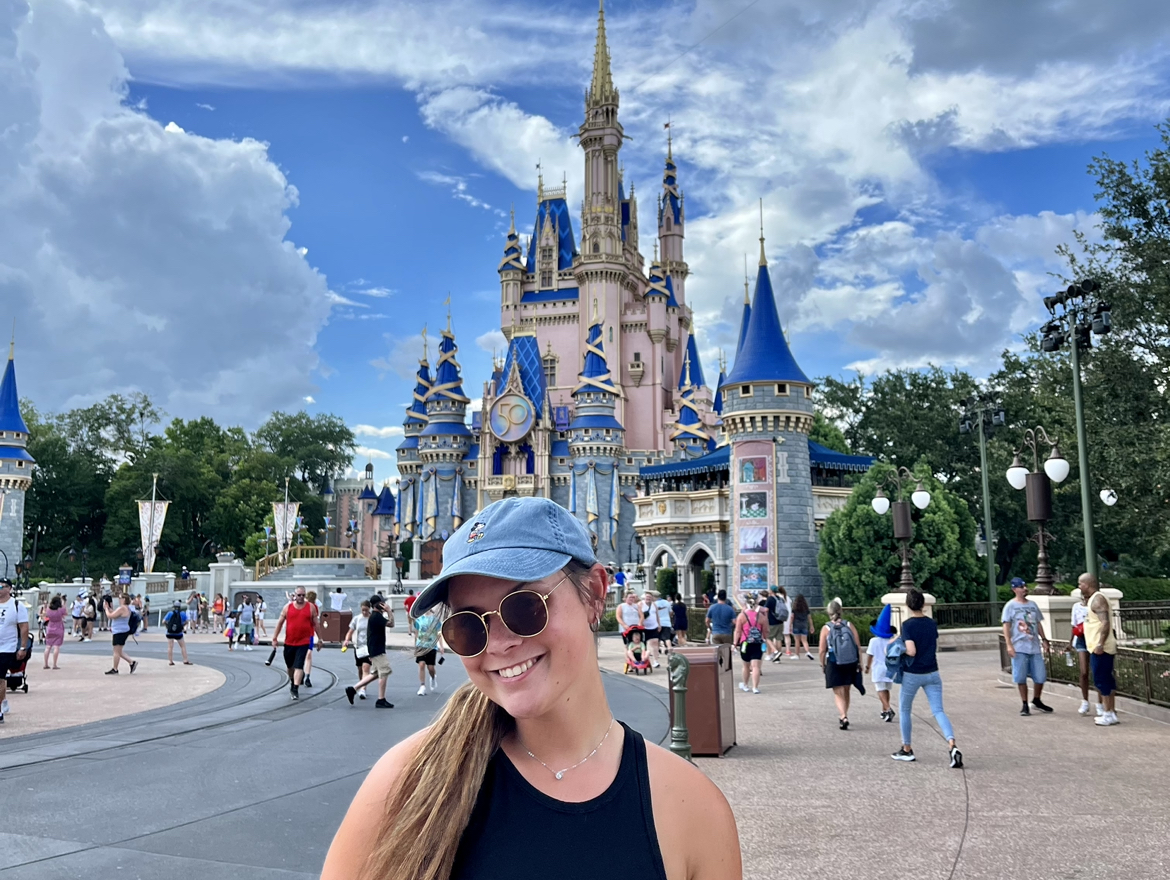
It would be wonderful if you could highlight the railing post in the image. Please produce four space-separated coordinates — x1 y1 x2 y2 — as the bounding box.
668 653 693 762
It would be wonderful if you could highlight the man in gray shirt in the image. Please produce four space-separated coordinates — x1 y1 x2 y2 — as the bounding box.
1001 578 1052 716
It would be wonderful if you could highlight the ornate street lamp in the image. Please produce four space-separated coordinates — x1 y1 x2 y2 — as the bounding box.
1006 427 1069 595
872 467 932 591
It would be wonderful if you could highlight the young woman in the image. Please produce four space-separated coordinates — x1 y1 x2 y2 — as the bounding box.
43 595 66 669
1070 593 1094 715
893 588 962 767
734 595 768 694
322 497 741 880
818 598 860 729
343 601 372 700
107 594 138 674
640 590 662 668
790 593 813 659
616 591 643 643
303 590 321 687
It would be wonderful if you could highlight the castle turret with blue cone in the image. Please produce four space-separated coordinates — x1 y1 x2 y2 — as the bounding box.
417 315 472 540
568 302 626 552
395 340 433 541
720 214 822 603
0 337 33 580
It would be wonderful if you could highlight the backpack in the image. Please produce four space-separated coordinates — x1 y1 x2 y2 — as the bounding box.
127 609 141 635
826 620 858 665
884 636 909 684
166 611 185 636
768 596 789 626
745 610 764 644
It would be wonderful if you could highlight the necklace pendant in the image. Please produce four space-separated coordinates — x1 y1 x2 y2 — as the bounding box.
555 771 564 780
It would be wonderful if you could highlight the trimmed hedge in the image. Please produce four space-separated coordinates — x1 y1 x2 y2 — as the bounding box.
656 568 678 598
992 577 1170 602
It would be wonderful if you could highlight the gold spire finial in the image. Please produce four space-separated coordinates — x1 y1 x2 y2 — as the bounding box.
758 198 767 267
7 319 13 360
653 240 659 262
536 159 543 202
421 323 428 362
743 254 750 304
666 119 673 161
444 293 452 331
592 297 598 323
509 204 515 235
683 348 691 387
588 0 616 108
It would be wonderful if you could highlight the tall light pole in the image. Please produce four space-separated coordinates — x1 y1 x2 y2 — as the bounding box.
872 466 933 591
960 395 1005 606
1040 279 1111 580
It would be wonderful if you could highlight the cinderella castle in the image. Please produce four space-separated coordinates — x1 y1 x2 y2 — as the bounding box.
385 2 872 602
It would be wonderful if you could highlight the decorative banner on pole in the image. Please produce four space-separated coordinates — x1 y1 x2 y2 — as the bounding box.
423 470 438 539
137 500 169 575
610 469 620 550
586 464 599 534
451 470 464 530
272 502 300 558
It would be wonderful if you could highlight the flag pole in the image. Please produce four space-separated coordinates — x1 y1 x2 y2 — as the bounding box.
147 473 158 575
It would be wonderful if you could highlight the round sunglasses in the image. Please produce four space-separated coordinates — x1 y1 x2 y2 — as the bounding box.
441 573 570 657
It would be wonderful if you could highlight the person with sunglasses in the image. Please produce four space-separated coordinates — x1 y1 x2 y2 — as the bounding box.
322 497 741 880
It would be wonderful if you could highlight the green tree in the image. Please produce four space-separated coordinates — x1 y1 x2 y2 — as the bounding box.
819 463 982 604
809 412 849 453
254 411 355 492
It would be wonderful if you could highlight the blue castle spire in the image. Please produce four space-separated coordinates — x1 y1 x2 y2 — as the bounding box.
0 340 29 435
670 349 709 450
681 333 706 390
372 484 396 517
570 302 622 431
645 248 679 307
724 228 810 387
422 316 471 438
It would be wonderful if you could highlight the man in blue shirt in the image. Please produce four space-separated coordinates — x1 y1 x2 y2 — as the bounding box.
705 590 736 645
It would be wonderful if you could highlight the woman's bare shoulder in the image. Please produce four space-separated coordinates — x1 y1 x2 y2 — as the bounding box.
644 741 742 880
320 727 430 879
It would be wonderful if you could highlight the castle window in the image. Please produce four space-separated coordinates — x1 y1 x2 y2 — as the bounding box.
604 429 612 439
540 246 554 265
626 457 633 465
633 352 641 363
776 383 788 396
540 268 553 288
593 241 600 254
740 385 752 397
543 356 557 387
803 386 811 397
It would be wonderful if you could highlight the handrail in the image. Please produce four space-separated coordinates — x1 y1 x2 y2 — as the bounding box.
254 545 380 581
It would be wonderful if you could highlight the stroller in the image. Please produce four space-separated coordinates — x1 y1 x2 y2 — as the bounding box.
5 634 33 694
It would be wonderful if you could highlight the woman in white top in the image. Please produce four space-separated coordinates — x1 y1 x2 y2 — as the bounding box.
640 591 662 668
616 592 643 644
342 601 372 700
1070 596 1093 715
255 598 268 636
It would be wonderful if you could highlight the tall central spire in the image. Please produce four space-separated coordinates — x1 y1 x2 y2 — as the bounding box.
588 0 617 109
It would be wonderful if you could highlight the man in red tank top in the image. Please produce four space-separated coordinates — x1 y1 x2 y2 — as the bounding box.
273 588 317 700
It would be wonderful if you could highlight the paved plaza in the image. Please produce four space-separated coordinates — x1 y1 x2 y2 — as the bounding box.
0 632 1166 879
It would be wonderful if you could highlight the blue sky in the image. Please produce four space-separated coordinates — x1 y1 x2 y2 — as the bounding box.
5 0 1170 486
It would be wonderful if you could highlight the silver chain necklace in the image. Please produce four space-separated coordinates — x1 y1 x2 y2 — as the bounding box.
521 716 616 780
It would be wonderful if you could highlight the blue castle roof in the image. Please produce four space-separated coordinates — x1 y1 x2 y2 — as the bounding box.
372 486 396 516
736 298 751 355
660 158 682 226
574 319 614 393
724 259 811 387
525 197 578 273
405 359 432 426
681 334 706 389
0 353 29 435
429 328 469 402
809 441 873 472
646 261 679 308
713 368 726 415
358 483 378 501
501 334 547 407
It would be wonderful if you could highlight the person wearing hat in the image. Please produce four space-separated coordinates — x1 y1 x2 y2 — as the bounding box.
1001 577 1052 716
864 605 897 722
322 497 741 880
163 600 193 665
0 578 30 724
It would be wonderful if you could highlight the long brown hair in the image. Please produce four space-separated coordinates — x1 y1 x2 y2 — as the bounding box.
361 561 599 880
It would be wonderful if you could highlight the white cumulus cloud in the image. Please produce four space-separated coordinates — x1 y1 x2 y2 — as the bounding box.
353 424 405 439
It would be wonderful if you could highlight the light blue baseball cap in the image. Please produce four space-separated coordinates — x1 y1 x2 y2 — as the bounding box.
410 497 597 619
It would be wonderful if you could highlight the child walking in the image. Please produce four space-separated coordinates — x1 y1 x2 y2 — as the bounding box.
865 605 897 722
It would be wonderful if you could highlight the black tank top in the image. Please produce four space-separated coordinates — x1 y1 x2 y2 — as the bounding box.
451 722 669 880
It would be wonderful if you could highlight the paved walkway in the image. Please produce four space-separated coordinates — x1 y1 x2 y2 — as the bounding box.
595 638 1170 879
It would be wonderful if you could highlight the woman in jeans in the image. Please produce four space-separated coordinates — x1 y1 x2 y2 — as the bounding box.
893 588 962 768
790 594 814 660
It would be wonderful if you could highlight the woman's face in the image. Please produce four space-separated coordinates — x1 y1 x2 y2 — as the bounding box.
625 593 636 606
447 568 601 721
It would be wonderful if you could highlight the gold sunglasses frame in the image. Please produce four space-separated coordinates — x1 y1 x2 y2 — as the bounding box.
441 572 570 658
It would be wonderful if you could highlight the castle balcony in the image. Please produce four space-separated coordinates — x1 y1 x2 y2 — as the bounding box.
483 473 538 503
812 486 853 526
627 360 644 386
633 489 729 539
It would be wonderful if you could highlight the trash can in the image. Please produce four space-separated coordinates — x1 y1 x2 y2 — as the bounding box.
317 610 352 646
668 644 736 756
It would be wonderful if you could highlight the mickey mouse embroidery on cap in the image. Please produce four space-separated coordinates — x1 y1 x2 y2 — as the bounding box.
467 521 486 543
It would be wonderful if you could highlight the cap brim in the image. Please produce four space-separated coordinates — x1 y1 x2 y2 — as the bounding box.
410 546 571 619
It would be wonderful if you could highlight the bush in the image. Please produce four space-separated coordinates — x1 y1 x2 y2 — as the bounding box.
599 610 619 632
656 567 678 598
995 582 1074 603
1103 576 1170 601
699 569 715 596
